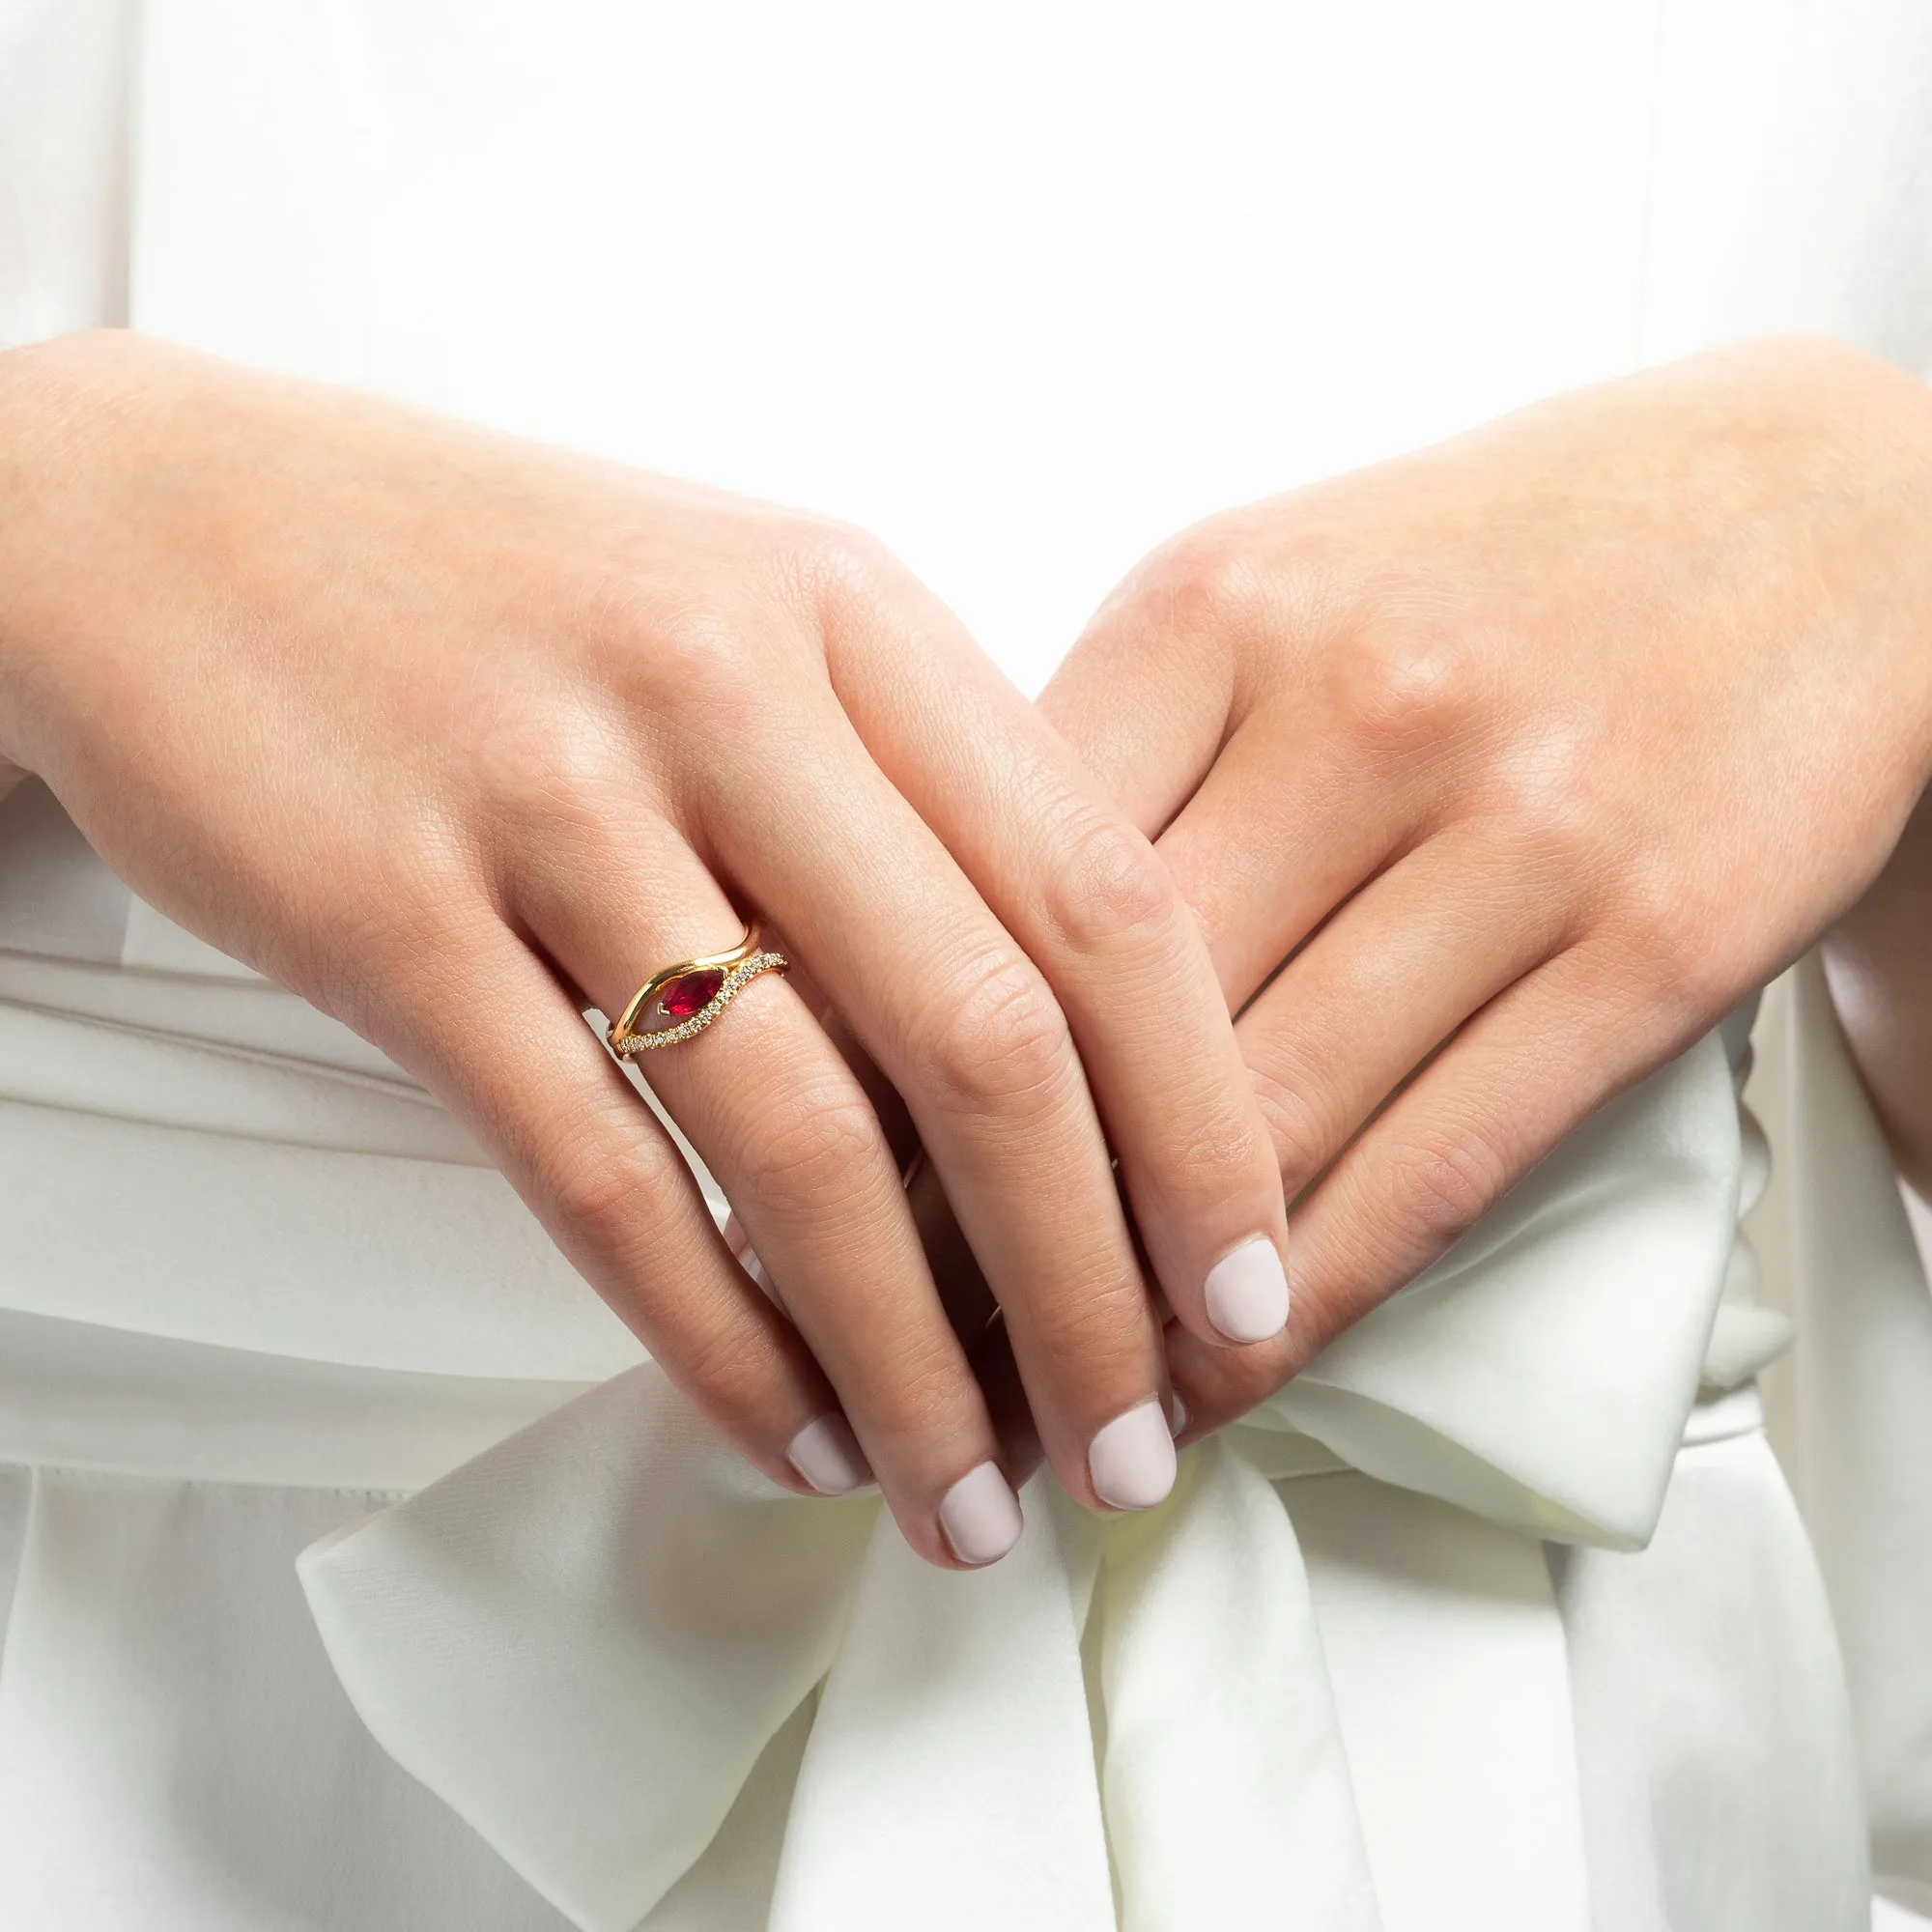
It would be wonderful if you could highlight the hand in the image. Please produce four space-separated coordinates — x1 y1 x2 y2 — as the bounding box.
0 330 1292 1562
1018 337 1932 1443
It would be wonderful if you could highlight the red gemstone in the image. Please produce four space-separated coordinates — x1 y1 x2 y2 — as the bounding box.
659 968 724 1020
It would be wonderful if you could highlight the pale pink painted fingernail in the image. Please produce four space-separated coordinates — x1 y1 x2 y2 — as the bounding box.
1167 1391 1189 1435
1088 1399 1178 1511
1204 1236 1290 1343
786 1415 874 1496
939 1462 1024 1565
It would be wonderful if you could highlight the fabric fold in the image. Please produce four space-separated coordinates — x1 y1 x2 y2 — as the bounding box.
1266 1032 1741 1548
1784 953 1932 1908
300 1373 876 1932
1097 1438 1379 1932
767 1487 1115 1932
0 956 645 1381
298 1026 1758 1931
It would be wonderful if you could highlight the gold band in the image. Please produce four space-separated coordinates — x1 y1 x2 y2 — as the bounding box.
607 923 787 1057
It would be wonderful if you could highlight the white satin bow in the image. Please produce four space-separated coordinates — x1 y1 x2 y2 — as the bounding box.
299 1030 1772 1932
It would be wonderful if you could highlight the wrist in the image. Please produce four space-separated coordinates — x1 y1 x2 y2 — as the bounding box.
1825 785 1932 1192
0 328 148 781
1769 336 1932 793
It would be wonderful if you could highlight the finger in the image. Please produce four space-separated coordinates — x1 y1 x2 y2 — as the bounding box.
705 702 1179 1517
970 1314 1044 1489
515 819 1023 1569
905 1151 1042 1486
1042 565 1448 1011
391 904 859 1499
1288 944 1682 1347
1033 543 1249 833
737 1142 1043 1480
1163 946 1684 1435
833 585 1293 1367
1230 822 1574 1197
786 964 923 1179
1152 705 1418 1003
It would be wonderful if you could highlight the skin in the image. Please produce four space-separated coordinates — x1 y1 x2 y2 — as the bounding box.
1826 787 1932 1200
4 330 1925 1520
924 336 1932 1458
0 329 1300 1566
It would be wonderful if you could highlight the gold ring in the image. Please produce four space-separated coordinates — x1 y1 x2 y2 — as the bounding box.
606 923 787 1057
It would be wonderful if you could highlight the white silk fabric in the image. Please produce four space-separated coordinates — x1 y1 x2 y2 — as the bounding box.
291 1013 1862 1932
0 920 1900 1928
1782 958 1932 1920
5 0 1932 1920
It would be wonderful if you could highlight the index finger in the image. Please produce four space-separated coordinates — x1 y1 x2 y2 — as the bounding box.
831 577 1294 1359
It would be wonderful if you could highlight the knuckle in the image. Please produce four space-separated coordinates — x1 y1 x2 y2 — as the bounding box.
729 1085 884 1214
785 517 916 647
543 1125 673 1252
492 708 640 836
1601 852 1677 966
1019 1275 1153 1380
790 516 896 602
914 952 1075 1114
1153 524 1270 636
862 1333 971 1444
1380 1116 1514 1249
1487 727 1605 874
1248 1061 1331 1190
578 566 781 727
669 1307 778 1409
1146 1092 1274 1218
1642 924 1736 1025
646 608 772 723
1040 810 1180 955
1608 865 1734 1019
1334 621 1478 750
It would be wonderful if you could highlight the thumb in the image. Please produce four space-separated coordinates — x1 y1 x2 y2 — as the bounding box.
1036 549 1243 838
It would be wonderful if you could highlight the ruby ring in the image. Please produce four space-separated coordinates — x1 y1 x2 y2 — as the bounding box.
606 923 788 1057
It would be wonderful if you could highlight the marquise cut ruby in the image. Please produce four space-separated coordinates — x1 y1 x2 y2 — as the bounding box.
659 967 724 1020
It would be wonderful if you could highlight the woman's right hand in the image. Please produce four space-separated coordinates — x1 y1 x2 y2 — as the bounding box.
0 331 1288 1564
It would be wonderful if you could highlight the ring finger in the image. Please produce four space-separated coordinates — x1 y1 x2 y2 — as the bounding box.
518 820 1026 1570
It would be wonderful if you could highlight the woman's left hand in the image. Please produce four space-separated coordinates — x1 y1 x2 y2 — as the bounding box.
974 337 1932 1447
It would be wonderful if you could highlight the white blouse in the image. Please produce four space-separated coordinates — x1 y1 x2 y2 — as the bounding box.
0 3 1929 1928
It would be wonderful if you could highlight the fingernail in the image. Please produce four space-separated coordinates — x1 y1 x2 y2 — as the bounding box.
786 1415 874 1496
939 1462 1024 1566
1088 1399 1178 1511
1204 1236 1290 1343
1167 1391 1189 1435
